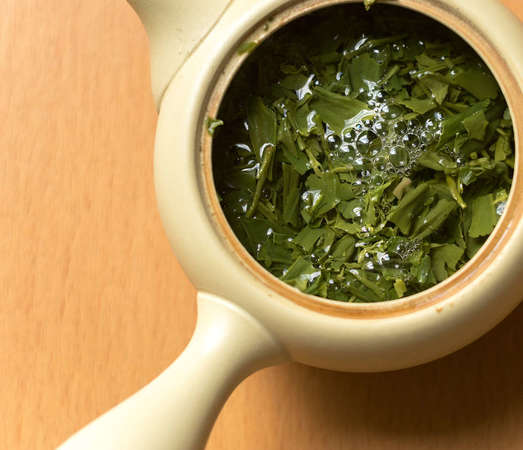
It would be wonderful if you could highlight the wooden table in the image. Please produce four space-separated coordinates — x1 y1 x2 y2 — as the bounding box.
1 1 522 448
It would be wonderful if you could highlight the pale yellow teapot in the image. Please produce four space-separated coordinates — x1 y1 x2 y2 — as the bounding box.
60 1 523 449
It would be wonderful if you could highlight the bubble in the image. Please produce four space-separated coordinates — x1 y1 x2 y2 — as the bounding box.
374 155 387 171
327 134 342 150
383 105 403 119
389 146 409 168
377 252 391 265
341 144 357 160
407 118 420 129
433 111 445 121
420 131 434 144
354 157 365 168
373 120 388 136
391 42 405 59
343 128 358 142
374 90 385 102
394 121 408 134
425 118 437 131
356 133 371 153
371 173 384 185
356 130 380 155
363 158 374 170
402 133 420 149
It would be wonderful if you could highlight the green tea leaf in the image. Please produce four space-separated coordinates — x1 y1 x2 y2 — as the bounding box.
463 109 488 141
394 278 407 297
333 216 361 234
294 226 326 252
363 0 376 11
310 87 374 134
349 53 383 93
206 117 224 136
238 41 258 55
417 151 458 172
396 97 437 114
412 199 457 240
419 76 449 104
258 240 294 266
432 244 464 282
281 256 320 291
494 135 511 162
468 194 497 238
247 97 277 161
301 173 353 222
449 66 499 100
278 119 310 175
388 183 429 235
438 99 490 146
331 235 356 261
282 163 301 226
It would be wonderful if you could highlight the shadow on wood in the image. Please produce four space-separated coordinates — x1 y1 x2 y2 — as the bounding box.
266 304 523 448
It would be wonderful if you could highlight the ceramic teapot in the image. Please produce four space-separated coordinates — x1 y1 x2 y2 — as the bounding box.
60 1 523 449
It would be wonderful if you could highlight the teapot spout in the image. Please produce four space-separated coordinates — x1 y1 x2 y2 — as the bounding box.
128 0 232 109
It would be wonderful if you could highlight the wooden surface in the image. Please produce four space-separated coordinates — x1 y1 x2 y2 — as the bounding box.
1 1 522 449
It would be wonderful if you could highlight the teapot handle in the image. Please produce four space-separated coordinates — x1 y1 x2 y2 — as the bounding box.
58 293 286 450
127 0 232 109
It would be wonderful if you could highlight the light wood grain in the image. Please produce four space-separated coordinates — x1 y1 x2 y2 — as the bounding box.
1 1 521 449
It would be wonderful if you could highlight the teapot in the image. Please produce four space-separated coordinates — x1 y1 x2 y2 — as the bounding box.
60 1 523 449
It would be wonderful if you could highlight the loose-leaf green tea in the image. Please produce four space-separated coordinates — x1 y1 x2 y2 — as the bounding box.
212 5 515 303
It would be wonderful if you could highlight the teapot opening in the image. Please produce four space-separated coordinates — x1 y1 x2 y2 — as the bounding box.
200 0 522 317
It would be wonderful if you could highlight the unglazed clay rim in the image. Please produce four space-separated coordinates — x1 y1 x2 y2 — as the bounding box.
200 0 522 318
